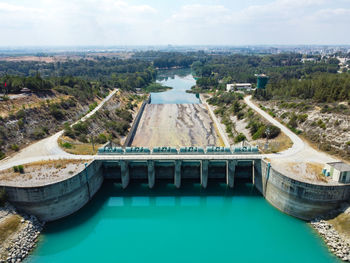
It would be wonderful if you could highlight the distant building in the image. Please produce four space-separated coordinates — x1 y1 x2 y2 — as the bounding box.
323 162 350 183
226 83 252 92
20 87 32 94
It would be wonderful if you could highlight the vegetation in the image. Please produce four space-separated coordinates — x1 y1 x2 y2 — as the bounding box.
0 214 21 244
0 188 7 207
13 165 24 173
255 73 350 102
144 83 172 93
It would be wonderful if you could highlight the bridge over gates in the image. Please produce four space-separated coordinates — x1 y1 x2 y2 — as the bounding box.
95 146 262 189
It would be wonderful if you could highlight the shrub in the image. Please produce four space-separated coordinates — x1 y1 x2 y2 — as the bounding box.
50 106 65 120
61 142 73 149
17 118 25 129
10 144 19 151
0 151 5 160
64 123 75 139
89 102 98 112
72 122 89 136
252 126 266 140
297 114 308 123
234 133 246 143
116 109 133 122
287 113 298 129
31 128 46 139
266 125 281 139
280 112 289 119
0 188 7 207
15 109 25 119
237 112 244 120
96 133 108 144
18 165 24 173
13 166 19 173
78 134 88 143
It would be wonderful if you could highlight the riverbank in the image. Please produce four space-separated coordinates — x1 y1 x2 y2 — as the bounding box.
311 204 350 262
0 203 43 263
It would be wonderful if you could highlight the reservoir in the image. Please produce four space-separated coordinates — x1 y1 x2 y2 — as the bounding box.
150 68 200 104
26 69 339 263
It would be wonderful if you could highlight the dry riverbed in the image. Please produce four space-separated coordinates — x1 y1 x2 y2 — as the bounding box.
131 104 221 147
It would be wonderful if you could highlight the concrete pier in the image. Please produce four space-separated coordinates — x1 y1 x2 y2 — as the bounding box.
147 160 155 189
120 160 129 189
174 160 181 188
201 160 209 189
226 160 236 188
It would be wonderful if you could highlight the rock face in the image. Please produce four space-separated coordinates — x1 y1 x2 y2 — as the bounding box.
131 104 221 147
0 203 44 263
311 217 350 262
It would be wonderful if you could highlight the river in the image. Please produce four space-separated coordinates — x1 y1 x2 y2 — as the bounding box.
26 69 339 263
150 68 200 104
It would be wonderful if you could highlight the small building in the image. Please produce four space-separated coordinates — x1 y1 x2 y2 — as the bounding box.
20 87 32 94
226 83 252 92
323 162 350 183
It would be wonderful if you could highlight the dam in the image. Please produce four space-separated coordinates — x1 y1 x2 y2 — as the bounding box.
6 69 345 263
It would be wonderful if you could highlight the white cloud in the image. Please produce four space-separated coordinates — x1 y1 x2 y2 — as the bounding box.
0 0 349 45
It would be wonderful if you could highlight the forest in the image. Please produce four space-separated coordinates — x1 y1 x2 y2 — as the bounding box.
0 58 156 96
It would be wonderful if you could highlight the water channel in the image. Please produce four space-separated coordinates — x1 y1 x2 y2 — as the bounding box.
26 69 339 263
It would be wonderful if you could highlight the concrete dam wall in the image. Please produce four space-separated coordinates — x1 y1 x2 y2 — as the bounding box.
1 161 104 222
2 158 350 222
254 160 350 220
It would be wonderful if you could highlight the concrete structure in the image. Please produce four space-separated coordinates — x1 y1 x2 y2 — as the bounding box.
226 83 252 92
1 156 350 222
324 162 350 183
123 95 150 147
255 74 269 89
254 160 350 220
0 161 104 222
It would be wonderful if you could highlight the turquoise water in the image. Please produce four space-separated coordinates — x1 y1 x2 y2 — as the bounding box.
27 181 339 263
150 68 200 104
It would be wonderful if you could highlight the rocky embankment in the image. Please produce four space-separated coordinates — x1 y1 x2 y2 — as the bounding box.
0 203 44 263
311 205 350 262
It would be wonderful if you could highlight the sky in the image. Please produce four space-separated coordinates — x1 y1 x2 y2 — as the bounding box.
0 0 349 46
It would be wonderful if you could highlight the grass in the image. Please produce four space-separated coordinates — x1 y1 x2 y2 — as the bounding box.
58 137 102 155
0 214 22 245
258 132 293 154
329 213 350 241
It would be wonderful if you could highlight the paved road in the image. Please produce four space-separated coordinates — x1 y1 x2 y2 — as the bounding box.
244 95 304 158
244 95 336 163
0 89 117 171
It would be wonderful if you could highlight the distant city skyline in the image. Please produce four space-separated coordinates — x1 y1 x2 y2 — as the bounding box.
0 0 349 46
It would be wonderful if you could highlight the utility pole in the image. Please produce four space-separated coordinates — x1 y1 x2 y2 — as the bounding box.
265 126 271 151
91 135 95 152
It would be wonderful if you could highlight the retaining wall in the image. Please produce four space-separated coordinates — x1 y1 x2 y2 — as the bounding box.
254 160 350 220
1 161 104 222
123 96 150 147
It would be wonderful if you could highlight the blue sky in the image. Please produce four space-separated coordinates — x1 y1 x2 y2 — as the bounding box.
0 0 349 46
